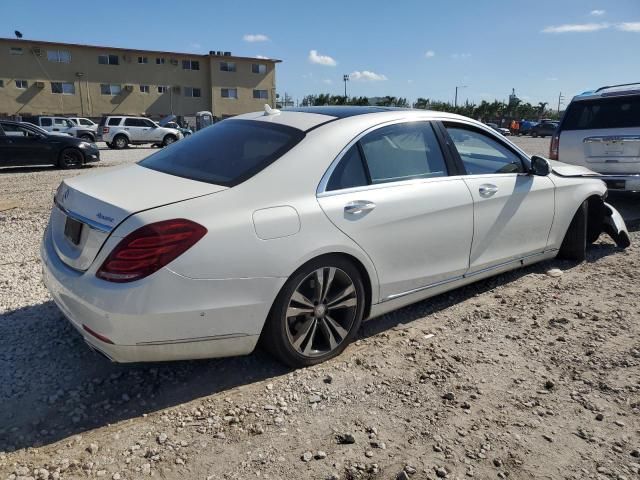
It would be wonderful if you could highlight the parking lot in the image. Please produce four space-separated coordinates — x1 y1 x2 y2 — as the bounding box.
1 136 639 479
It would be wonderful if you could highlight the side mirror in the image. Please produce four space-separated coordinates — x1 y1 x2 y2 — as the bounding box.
530 155 551 176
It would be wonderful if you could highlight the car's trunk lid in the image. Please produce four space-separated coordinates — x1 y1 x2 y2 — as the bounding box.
50 164 226 271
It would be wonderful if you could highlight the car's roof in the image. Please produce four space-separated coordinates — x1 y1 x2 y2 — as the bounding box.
232 106 474 132
572 82 640 102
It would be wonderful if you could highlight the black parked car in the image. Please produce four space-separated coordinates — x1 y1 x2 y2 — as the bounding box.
0 120 100 168
530 121 559 138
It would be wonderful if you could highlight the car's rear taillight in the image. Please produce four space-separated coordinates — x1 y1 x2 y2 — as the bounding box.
549 133 560 160
102 127 109 134
96 219 207 283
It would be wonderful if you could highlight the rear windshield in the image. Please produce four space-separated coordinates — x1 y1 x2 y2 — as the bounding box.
562 95 640 130
139 119 305 186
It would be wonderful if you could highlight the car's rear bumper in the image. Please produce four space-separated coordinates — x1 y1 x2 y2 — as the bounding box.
40 226 283 363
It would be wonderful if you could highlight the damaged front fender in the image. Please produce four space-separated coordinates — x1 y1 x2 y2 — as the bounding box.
602 202 631 249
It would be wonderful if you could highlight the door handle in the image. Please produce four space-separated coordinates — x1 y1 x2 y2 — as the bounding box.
344 200 376 215
479 184 498 197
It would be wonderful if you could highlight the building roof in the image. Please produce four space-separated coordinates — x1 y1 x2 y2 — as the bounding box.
0 37 281 63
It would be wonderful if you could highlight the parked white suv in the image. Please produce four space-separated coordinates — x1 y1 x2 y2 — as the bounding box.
68 117 98 133
98 116 183 149
550 82 640 191
26 116 96 142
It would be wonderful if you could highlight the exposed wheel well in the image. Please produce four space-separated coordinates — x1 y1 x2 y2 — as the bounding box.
586 194 606 243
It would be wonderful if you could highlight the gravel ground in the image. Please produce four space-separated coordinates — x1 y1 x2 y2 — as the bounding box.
1 138 639 480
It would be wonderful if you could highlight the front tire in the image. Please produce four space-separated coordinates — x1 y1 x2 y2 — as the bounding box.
559 201 587 261
58 148 84 169
262 256 366 368
162 135 177 147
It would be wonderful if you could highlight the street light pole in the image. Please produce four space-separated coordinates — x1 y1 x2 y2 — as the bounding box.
343 74 349 98
454 85 467 108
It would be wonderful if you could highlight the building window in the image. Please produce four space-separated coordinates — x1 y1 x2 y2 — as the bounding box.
220 62 236 72
184 87 201 98
252 63 267 74
51 82 75 95
253 89 269 99
182 60 200 70
47 50 71 63
15 80 28 89
100 84 121 95
138 56 148 64
157 85 168 93
221 88 238 99
0 80 4 88
156 57 165 65
9 47 23 55
140 85 150 93
98 54 119 65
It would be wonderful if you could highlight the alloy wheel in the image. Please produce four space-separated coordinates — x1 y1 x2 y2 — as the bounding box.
285 267 358 357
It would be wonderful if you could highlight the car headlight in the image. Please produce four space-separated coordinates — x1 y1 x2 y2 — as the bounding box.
79 142 92 149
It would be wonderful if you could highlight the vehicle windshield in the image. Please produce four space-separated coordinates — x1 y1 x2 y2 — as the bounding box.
139 119 305 186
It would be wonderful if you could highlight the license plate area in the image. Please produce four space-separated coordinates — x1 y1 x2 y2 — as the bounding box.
604 179 626 190
64 217 83 245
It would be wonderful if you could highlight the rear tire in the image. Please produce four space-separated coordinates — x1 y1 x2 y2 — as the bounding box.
113 135 128 150
559 201 587 261
262 255 366 368
58 148 84 169
532 132 538 138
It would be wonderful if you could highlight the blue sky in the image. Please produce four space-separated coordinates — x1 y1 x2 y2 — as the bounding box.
4 0 640 106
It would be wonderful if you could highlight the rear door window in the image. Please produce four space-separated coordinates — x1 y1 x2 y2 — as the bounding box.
139 120 305 186
326 145 368 191
563 95 640 130
359 122 448 184
40 118 52 127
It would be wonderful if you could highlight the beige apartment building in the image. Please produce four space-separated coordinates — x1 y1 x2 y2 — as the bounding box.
0 37 280 119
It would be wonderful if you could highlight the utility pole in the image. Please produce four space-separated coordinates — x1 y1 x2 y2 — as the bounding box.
454 85 467 107
343 74 349 98
557 92 564 115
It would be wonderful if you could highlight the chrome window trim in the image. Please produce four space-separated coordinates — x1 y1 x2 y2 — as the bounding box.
317 174 467 198
316 117 452 196
53 198 113 233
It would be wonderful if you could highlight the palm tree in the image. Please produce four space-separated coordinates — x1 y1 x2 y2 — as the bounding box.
537 102 549 119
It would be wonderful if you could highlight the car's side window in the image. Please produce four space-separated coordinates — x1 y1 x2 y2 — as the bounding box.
446 126 525 175
360 122 447 184
326 145 368 192
108 117 122 126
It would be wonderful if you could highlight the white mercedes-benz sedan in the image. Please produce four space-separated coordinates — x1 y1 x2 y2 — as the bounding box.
41 106 630 367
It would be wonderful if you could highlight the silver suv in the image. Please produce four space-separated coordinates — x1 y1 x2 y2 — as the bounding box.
550 82 640 191
98 116 183 149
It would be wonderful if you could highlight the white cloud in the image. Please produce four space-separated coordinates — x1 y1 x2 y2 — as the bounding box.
322 79 333 84
590 9 606 16
308 50 337 66
424 50 435 58
451 53 471 59
189 42 202 50
255 55 269 59
243 34 269 43
349 70 388 81
616 22 640 32
546 76 559 81
407 79 414 84
542 22 609 33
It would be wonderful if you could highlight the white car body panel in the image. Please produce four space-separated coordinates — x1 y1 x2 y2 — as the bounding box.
318 176 473 300
40 108 628 363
